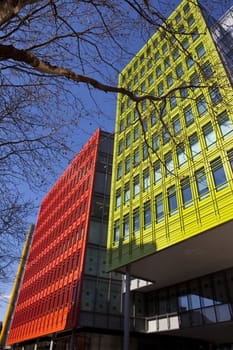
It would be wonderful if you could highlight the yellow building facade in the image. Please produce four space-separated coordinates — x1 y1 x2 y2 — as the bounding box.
107 0 233 282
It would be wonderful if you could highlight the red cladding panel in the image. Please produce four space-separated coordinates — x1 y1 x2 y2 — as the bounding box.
7 129 101 344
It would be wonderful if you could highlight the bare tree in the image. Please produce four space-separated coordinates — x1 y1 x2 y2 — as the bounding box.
0 0 232 280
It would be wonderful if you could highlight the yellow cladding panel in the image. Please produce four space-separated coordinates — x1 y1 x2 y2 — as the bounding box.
107 0 233 271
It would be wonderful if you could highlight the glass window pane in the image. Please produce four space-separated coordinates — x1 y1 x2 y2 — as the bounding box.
154 161 162 183
123 215 129 240
165 152 174 176
144 201 151 229
143 169 150 191
184 105 194 126
203 122 216 149
114 220 120 243
195 168 209 199
181 177 192 207
133 208 140 234
217 111 233 139
189 133 201 158
155 194 164 222
134 175 140 198
211 157 227 190
168 186 178 214
177 143 187 167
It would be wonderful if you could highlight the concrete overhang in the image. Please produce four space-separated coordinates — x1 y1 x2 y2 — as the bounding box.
119 219 233 290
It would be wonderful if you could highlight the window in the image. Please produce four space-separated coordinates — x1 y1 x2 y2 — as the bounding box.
117 162 122 179
144 201 151 229
211 157 227 190
178 24 185 33
175 12 181 23
124 183 130 203
142 118 148 132
133 175 140 198
187 14 195 26
126 133 131 148
195 168 209 199
155 194 164 222
173 115 181 135
127 98 132 107
186 56 194 69
121 102 125 114
134 74 138 84
126 113 131 126
118 139 123 154
163 126 170 145
217 111 233 139
158 81 164 96
209 85 222 105
190 71 200 89
133 208 140 234
141 66 145 77
201 61 213 80
189 133 201 158
134 61 138 70
115 190 121 209
123 214 129 240
160 103 167 118
168 186 178 215
182 38 189 49
151 110 157 126
148 59 152 69
162 43 168 54
176 63 184 78
143 168 150 191
173 48 180 61
196 94 207 116
114 220 120 243
192 27 199 41
152 133 159 151
154 160 162 183
134 147 140 166
203 122 216 149
153 38 158 48
143 143 149 160
181 177 192 207
148 73 154 86
227 149 233 170
167 73 174 87
165 152 174 176
142 100 146 111
134 125 139 141
164 57 170 69
140 53 144 63
180 86 188 100
183 3 190 13
155 51 160 61
125 156 130 173
184 105 194 126
156 65 162 78
170 93 177 109
119 120 124 132
141 81 146 92
196 43 206 59
177 143 187 167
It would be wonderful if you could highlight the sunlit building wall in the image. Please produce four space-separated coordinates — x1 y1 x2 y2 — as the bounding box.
107 0 233 273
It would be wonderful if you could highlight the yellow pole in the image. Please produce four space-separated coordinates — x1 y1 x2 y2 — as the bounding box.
0 224 34 349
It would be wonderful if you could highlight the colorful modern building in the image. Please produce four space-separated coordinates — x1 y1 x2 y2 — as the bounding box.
107 0 233 346
6 129 126 350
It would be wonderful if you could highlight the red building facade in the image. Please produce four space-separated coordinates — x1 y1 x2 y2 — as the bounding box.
8 129 103 343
